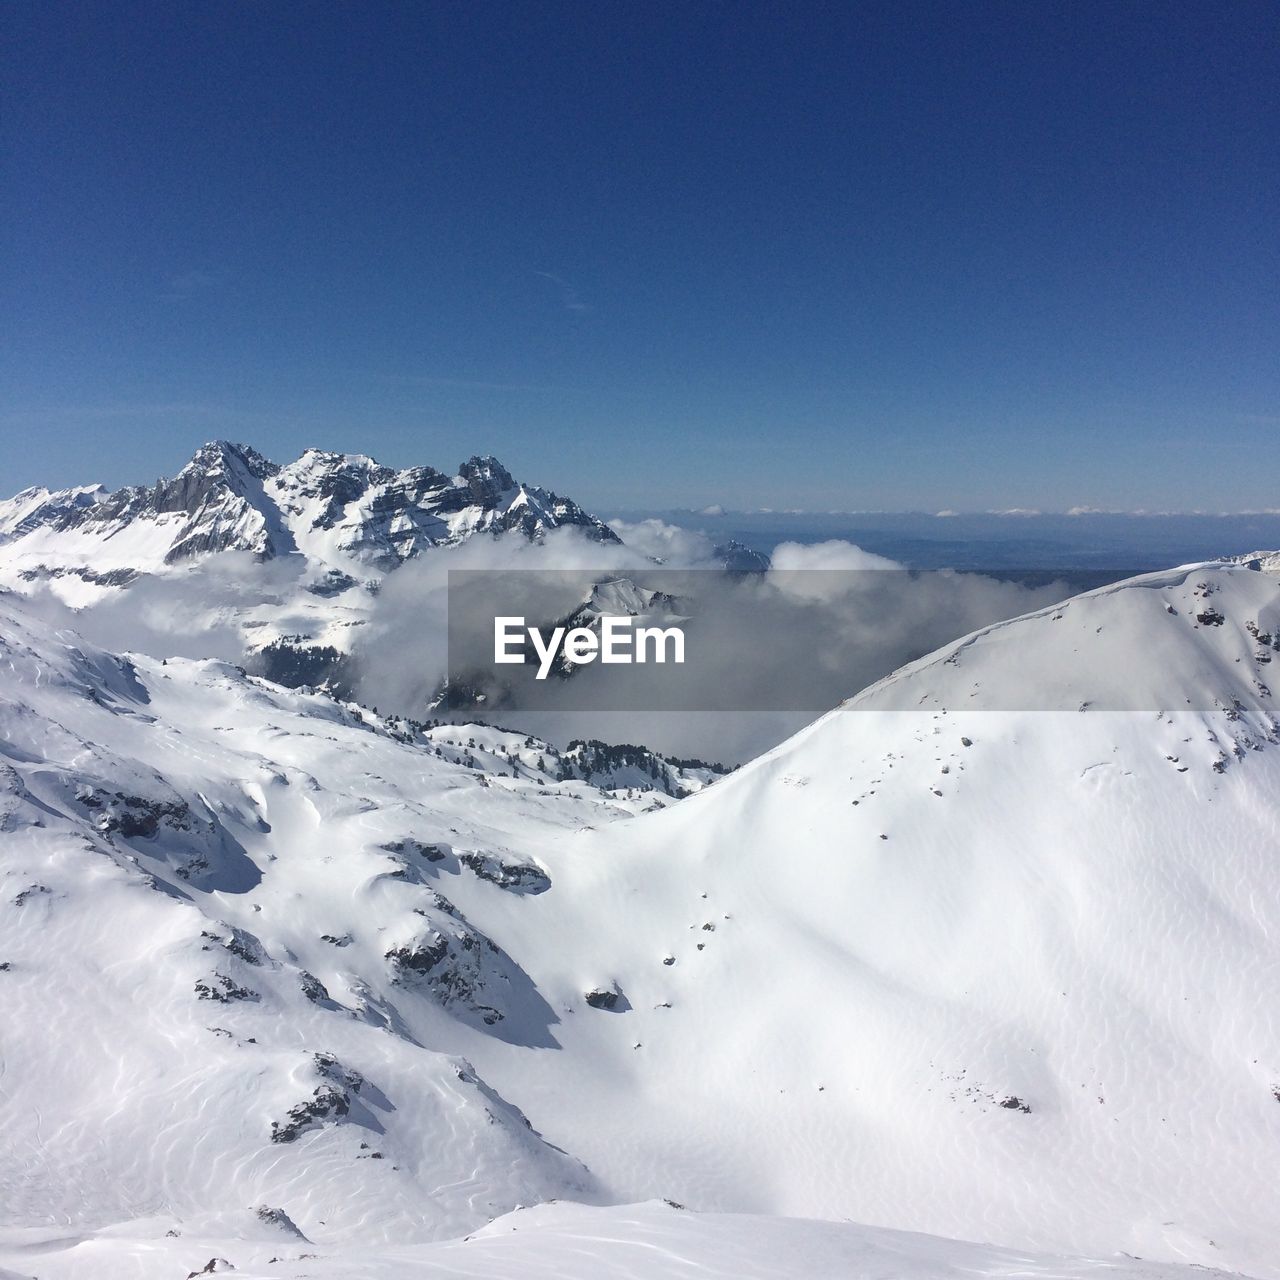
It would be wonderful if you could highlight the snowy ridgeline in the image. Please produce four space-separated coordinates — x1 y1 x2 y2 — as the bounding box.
0 441 623 681
390 719 725 799
1 555 1280 1278
0 441 618 583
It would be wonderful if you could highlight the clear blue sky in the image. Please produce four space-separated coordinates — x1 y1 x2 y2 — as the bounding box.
3 1 1277 512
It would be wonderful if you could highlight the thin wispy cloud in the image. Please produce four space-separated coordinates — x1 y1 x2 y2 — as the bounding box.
534 270 592 313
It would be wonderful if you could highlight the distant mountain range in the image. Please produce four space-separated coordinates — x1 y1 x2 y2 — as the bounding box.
0 440 618 590
0 443 775 705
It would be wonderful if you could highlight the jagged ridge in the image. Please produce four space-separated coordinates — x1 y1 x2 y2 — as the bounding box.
0 440 619 579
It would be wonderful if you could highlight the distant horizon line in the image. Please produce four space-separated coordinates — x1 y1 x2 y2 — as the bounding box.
7 480 1280 524
3 437 1279 523
614 505 1280 521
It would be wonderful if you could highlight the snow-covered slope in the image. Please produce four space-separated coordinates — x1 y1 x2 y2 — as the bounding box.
0 596 677 1246
434 558 1280 1274
3 556 1280 1277
0 1199 1256 1280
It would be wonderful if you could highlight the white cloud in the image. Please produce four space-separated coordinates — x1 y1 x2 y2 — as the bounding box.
352 529 1069 763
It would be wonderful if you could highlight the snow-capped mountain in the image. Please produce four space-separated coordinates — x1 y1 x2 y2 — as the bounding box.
0 442 627 697
2 555 1279 1277
0 441 618 603
269 445 620 570
432 574 693 709
491 555 1280 1272
543 576 687 681
713 538 771 573
0 450 783 715
0 482 107 541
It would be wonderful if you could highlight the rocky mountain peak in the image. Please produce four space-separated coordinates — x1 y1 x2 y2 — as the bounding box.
457 456 517 506
289 447 393 480
181 441 280 485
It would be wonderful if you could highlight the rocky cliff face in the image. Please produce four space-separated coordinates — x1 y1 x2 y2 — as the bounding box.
0 482 108 540
267 448 618 570
31 442 290 564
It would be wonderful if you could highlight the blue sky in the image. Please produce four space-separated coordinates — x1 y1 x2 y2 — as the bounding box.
3 1 1277 512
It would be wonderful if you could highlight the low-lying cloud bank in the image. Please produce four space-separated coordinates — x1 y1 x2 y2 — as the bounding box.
7 523 1075 765
352 524 1070 763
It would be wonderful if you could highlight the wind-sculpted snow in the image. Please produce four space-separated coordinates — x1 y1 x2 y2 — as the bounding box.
0 1200 1262 1279
848 559 1280 713
2 558 1280 1278
0 597 645 1242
